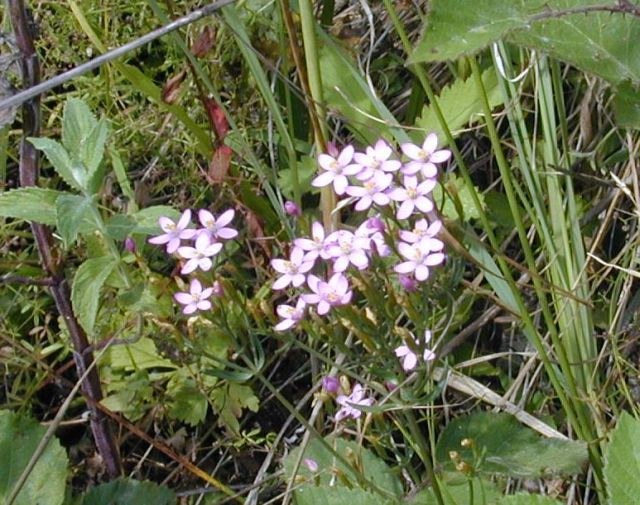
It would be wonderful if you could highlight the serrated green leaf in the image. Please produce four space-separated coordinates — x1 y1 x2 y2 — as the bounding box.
28 137 85 191
62 98 98 156
71 255 119 336
283 435 403 499
56 194 96 247
295 486 395 505
212 383 259 434
81 118 109 194
498 494 563 505
435 174 486 222
414 68 502 142
412 0 640 90
0 187 65 224
81 477 175 505
167 372 208 426
409 476 501 504
436 412 588 478
106 214 136 241
604 411 640 505
109 148 137 211
0 410 68 505
278 155 317 199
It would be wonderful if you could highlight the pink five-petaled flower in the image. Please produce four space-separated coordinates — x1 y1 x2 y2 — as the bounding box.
177 233 223 274
312 145 360 195
294 221 331 263
148 209 197 254
303 273 352 315
401 133 451 177
198 209 238 241
389 175 436 220
335 383 374 421
353 139 402 180
399 218 444 252
324 230 371 272
271 247 315 290
274 298 307 331
394 241 445 281
345 171 393 211
394 330 436 372
174 279 214 315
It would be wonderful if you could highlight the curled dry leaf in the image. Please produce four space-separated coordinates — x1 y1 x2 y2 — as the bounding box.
191 26 216 58
161 69 186 104
207 144 232 184
203 97 229 140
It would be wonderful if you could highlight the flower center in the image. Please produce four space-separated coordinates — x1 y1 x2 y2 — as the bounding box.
326 292 341 303
407 187 418 199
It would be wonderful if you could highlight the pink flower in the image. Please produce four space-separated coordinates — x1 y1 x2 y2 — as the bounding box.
294 222 331 263
303 273 352 315
353 139 401 180
322 375 340 394
324 230 371 272
198 209 238 241
311 145 360 195
271 247 315 290
388 175 436 220
148 209 197 254
335 383 374 421
398 274 418 292
177 233 223 274
345 171 393 211
399 219 444 252
284 200 301 217
174 279 214 315
275 298 307 331
395 330 436 371
394 241 445 281
303 458 319 473
401 133 451 177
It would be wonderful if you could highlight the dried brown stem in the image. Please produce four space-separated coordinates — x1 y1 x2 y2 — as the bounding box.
8 0 121 478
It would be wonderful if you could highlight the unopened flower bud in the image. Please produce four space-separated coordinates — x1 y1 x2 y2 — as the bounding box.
123 237 136 253
326 141 339 158
284 200 301 217
366 216 385 233
212 280 224 297
384 380 398 392
322 375 340 394
398 274 418 292
303 458 319 472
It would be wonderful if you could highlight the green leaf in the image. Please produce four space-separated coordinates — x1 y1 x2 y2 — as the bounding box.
436 174 486 222
106 214 136 241
109 148 137 211
409 476 501 504
71 255 119 336
283 435 403 499
28 137 85 192
414 68 502 143
103 337 177 371
278 155 317 199
604 411 640 505
498 495 563 505
56 194 96 247
295 486 395 505
167 372 208 426
131 206 181 235
612 82 640 129
436 412 588 478
81 118 109 194
0 410 68 505
62 98 98 156
212 383 259 434
412 1 640 90
0 187 65 224
81 477 175 505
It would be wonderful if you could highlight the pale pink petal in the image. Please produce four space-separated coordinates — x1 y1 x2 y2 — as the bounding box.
166 238 181 254
430 149 451 163
403 352 418 371
415 197 434 213
423 133 438 154
397 242 416 259
217 227 238 239
177 246 197 259
198 258 213 271
317 301 330 315
158 216 177 232
272 276 292 290
196 300 212 311
204 243 224 256
181 260 198 275
290 247 304 264
426 253 446 266
333 175 348 195
177 209 192 229
174 293 193 304
423 349 436 361
388 187 407 201
271 258 290 273
381 160 402 172
307 275 321 292
337 145 355 166
401 143 423 160
397 200 414 220
418 179 437 193
346 185 367 197
350 252 369 269
291 273 306 287
415 265 430 281
190 279 203 294
275 319 296 331
149 234 170 245
318 153 338 171
333 256 349 272
394 261 416 274
200 288 214 299
276 304 294 318
374 139 392 159
183 304 197 315
401 161 423 175
217 209 235 226
198 209 215 227
302 293 321 304
421 163 438 178
312 171 335 187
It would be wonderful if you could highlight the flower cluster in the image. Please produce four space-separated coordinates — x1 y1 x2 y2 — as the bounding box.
272 134 450 331
148 209 237 314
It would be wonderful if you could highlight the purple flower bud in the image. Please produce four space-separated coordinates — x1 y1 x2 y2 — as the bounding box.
284 200 301 217
399 274 418 292
385 380 398 392
365 216 385 233
303 458 319 472
326 141 339 158
123 237 136 253
212 280 224 297
322 375 340 394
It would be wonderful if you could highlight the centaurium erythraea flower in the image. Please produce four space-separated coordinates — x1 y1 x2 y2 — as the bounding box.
401 133 451 177
311 145 360 195
274 298 307 331
148 209 197 253
335 383 374 421
198 208 238 241
345 171 393 211
395 330 436 371
399 218 444 252
394 241 445 281
271 247 315 290
177 233 223 274
353 139 401 180
174 279 214 315
324 230 371 272
294 221 331 263
388 175 436 220
303 273 352 315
